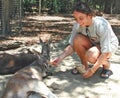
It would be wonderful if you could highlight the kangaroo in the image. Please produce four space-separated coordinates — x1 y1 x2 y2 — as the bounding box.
0 53 38 74
1 38 57 98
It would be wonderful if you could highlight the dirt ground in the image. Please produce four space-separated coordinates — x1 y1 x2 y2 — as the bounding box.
0 14 120 48
0 14 120 98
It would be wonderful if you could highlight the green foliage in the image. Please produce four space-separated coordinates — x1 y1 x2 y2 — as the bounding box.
22 0 119 14
23 0 36 4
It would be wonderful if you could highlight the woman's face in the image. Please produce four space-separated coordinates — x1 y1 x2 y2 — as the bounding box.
73 11 92 27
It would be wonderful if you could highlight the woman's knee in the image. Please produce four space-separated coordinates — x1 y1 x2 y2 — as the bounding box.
73 34 91 49
86 46 101 64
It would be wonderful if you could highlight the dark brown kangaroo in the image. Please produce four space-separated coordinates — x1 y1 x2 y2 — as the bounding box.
0 53 38 74
1 39 57 98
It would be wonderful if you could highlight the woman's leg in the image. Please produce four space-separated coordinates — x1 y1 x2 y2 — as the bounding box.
86 46 101 64
73 34 92 69
86 45 111 70
73 34 111 70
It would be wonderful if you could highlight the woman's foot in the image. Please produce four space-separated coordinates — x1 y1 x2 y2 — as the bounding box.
100 69 113 79
71 65 86 75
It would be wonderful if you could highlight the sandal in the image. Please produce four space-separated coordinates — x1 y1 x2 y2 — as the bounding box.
100 69 113 79
71 68 80 75
71 66 86 75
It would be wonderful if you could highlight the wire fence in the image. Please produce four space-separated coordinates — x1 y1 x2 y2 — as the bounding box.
0 0 2 34
0 0 22 36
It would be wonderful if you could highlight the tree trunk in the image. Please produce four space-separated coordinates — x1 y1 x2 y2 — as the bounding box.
39 0 41 14
104 0 112 13
1 0 10 35
112 0 120 14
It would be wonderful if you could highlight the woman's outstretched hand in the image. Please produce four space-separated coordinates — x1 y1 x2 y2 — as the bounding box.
50 58 61 67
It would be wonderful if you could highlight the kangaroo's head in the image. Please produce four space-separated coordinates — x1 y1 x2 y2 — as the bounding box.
40 38 50 61
32 38 51 77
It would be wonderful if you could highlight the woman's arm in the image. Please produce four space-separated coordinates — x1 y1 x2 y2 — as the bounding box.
91 52 111 72
83 52 111 78
51 45 74 66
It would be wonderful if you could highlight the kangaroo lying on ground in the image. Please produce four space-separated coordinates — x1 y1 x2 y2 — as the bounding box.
0 53 38 74
1 39 57 98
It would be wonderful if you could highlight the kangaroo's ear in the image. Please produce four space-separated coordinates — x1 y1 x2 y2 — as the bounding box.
47 36 52 45
48 39 52 45
39 37 43 44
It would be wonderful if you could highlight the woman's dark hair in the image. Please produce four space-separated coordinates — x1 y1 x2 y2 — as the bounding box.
73 2 93 15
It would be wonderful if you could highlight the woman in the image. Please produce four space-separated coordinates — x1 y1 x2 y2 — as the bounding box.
51 2 119 79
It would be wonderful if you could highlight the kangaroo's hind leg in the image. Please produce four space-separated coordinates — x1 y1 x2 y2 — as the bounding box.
28 91 43 98
28 80 58 98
